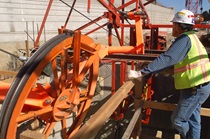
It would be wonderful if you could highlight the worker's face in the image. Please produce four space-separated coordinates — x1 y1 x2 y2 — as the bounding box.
172 22 180 37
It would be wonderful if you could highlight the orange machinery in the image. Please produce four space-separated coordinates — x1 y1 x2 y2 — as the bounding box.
0 0 210 139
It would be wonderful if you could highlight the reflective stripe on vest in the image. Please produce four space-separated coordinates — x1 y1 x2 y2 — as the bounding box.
192 34 209 81
174 34 209 81
174 59 209 73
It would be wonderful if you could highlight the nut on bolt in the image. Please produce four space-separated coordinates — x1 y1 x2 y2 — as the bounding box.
44 98 51 105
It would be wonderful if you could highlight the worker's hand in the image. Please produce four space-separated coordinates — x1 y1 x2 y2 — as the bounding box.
128 70 142 79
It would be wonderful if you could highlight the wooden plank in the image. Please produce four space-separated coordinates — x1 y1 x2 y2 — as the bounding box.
143 100 210 117
1 78 14 83
71 79 138 139
0 70 17 76
200 108 210 117
122 100 144 139
140 134 163 139
130 78 145 138
20 130 46 139
143 101 176 111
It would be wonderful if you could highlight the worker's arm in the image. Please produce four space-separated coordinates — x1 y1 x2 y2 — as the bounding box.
141 34 191 75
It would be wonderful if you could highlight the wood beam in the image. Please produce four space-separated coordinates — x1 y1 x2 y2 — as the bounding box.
71 79 138 139
143 100 210 117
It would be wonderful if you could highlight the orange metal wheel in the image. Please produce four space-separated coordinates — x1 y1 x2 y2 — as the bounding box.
0 31 100 139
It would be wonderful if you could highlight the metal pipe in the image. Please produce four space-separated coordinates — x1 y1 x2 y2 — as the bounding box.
0 48 19 59
108 45 144 54
111 61 116 95
34 0 53 48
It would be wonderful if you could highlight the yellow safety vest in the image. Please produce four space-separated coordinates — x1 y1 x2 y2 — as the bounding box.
174 31 210 89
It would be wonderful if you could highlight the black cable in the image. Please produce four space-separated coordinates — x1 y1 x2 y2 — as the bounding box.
59 0 130 45
59 0 108 33
0 48 19 59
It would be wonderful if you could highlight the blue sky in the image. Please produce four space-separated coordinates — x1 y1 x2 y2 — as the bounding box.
157 0 210 13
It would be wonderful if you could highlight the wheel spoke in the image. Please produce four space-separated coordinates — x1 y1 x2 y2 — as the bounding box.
43 120 57 138
60 50 68 92
61 119 67 138
72 31 81 88
17 106 53 123
78 54 97 83
52 58 60 97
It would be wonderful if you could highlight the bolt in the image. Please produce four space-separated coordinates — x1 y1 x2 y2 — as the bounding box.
44 98 51 105
66 100 71 105
66 107 74 112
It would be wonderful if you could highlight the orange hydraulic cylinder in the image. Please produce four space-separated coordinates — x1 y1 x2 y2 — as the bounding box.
108 45 144 54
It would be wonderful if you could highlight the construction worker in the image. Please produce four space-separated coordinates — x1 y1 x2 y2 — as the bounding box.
128 9 210 139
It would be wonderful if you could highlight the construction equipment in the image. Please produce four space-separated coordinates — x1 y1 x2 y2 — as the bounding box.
186 0 204 23
185 0 210 23
185 0 203 14
0 0 210 139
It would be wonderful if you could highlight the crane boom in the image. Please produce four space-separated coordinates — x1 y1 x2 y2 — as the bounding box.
185 0 203 14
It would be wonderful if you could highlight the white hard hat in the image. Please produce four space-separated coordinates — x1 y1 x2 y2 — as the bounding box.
171 9 195 25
